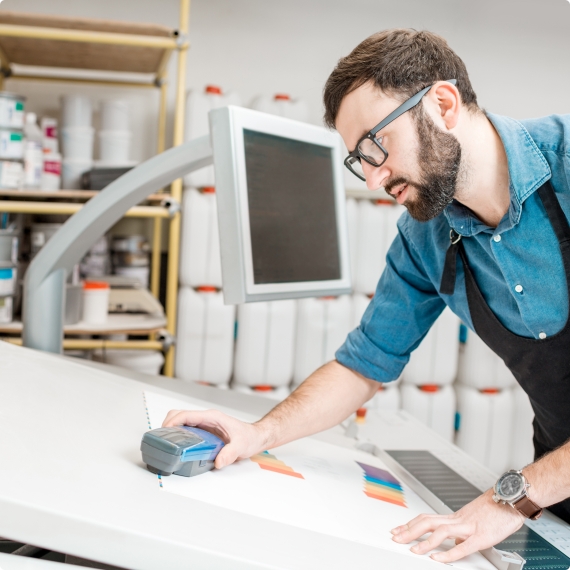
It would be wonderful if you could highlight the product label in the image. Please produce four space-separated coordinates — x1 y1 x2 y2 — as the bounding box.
0 131 24 159
44 126 57 138
43 160 61 176
0 99 24 129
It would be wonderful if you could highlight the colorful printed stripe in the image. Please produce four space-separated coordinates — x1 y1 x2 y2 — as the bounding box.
251 451 304 479
356 462 406 507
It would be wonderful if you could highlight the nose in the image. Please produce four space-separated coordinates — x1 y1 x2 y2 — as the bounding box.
361 161 390 191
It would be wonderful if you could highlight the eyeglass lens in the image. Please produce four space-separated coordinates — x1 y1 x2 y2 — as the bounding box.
358 137 386 166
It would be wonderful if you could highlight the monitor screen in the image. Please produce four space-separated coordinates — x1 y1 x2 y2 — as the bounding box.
243 129 341 285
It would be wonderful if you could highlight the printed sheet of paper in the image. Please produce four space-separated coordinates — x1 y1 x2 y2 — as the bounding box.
144 390 495 570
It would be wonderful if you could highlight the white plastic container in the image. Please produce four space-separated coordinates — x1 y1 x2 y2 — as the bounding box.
233 299 296 387
100 100 129 131
293 295 352 386
0 160 23 188
0 267 16 296
179 187 222 288
354 200 404 295
232 383 291 402
23 112 43 188
351 293 371 329
61 95 92 128
0 92 25 129
400 383 456 441
41 152 61 191
510 384 535 468
402 308 460 386
62 158 92 189
456 327 517 390
98 130 131 164
93 349 164 375
250 93 309 123
184 85 241 188
0 129 24 160
175 286 235 385
41 117 58 154
366 383 401 412
346 198 359 283
81 281 110 325
455 385 514 474
31 223 63 256
61 126 94 160
0 294 13 323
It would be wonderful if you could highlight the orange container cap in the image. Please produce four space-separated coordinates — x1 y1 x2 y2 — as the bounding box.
274 93 290 100
197 286 217 293
201 186 216 194
419 384 439 392
375 199 394 206
480 388 500 394
377 384 385 391
356 407 367 418
205 85 222 95
253 385 273 392
83 281 110 290
318 295 337 300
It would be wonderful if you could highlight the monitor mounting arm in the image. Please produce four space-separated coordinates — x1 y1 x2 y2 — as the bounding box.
22 135 213 354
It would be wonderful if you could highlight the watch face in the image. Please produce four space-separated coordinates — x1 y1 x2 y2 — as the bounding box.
497 472 524 500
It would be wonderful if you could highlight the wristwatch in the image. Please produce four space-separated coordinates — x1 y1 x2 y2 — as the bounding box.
493 470 542 520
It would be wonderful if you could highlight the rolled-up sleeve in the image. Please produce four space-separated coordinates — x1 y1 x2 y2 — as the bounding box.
336 215 446 383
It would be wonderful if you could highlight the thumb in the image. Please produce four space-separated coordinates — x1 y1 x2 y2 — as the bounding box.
215 442 241 469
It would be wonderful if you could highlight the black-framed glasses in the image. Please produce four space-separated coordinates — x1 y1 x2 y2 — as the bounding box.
344 79 457 181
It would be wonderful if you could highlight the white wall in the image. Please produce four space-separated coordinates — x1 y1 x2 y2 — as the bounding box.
2 0 569 158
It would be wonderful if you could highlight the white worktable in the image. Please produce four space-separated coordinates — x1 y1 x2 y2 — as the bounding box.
1 342 459 570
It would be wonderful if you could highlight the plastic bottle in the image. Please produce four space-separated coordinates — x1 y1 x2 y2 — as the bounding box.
179 187 222 288
366 383 401 412
354 200 405 295
510 384 535 468
23 112 43 189
250 93 309 123
455 385 514 474
175 286 235 385
81 281 110 324
456 327 517 390
402 308 460 386
400 384 456 441
184 85 241 188
233 299 296 387
293 295 352 386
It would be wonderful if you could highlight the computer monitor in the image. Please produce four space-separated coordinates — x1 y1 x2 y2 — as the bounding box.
209 106 351 304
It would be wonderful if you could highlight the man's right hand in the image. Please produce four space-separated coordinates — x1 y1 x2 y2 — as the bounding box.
162 409 267 469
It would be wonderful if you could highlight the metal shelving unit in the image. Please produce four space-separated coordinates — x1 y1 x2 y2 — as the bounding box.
0 2 190 376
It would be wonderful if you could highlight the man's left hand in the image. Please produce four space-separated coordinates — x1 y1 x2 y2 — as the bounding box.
390 489 526 563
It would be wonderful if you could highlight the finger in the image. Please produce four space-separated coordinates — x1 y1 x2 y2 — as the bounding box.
215 443 241 469
392 513 428 534
392 515 452 543
161 409 181 427
431 537 479 563
162 409 220 429
411 524 468 555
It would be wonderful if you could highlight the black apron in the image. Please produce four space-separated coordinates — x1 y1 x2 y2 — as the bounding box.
440 180 570 523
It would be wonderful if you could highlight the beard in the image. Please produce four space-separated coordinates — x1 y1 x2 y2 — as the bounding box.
384 105 462 222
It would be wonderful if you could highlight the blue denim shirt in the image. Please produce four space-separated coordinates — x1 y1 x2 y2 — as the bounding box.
336 113 570 383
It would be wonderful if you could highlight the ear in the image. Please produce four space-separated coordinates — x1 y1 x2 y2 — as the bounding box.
424 81 461 130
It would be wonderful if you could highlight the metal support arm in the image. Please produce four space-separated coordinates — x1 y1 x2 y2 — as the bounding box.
22 135 213 354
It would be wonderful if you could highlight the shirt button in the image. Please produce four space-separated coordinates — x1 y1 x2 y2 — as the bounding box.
493 235 501 242
515 284 523 293
539 332 547 339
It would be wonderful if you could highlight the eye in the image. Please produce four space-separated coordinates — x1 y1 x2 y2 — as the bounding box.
375 133 384 144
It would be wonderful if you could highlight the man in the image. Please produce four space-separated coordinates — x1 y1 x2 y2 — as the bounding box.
163 29 570 563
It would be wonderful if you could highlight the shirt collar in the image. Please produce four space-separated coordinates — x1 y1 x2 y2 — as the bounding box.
444 112 551 236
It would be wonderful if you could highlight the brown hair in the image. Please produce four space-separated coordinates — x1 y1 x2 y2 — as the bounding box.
323 29 479 128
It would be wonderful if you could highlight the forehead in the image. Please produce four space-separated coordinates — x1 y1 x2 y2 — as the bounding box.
335 81 403 148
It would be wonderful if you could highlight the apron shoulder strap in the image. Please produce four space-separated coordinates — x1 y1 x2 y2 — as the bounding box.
439 229 462 295
538 181 570 244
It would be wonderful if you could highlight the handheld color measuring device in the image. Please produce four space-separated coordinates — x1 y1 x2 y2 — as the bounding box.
141 426 225 477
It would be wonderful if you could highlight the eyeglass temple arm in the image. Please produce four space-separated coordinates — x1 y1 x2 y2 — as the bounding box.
370 79 457 136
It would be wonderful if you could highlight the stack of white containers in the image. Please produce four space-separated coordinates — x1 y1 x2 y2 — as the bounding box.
98 100 131 166
455 327 534 473
60 96 93 189
176 86 240 387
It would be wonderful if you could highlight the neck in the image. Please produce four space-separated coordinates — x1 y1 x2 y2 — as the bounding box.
454 112 510 228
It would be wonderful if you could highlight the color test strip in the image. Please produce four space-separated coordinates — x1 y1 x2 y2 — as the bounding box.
251 451 304 479
356 462 406 507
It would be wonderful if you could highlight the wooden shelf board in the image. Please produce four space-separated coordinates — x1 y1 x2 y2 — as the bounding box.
0 11 176 76
0 189 170 202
